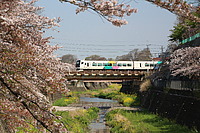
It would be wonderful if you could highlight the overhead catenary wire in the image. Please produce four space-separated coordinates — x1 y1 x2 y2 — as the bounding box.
50 40 167 58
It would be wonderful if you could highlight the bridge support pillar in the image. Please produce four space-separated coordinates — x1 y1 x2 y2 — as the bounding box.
75 80 87 90
120 80 142 94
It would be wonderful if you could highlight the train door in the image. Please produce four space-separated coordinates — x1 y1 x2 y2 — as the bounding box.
84 62 90 69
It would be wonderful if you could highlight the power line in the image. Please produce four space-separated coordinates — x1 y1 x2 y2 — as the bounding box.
50 41 165 47
51 40 167 58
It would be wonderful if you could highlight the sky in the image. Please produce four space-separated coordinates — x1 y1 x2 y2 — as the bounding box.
36 0 177 59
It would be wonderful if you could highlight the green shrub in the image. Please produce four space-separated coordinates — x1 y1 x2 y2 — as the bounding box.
93 84 140 107
122 97 135 107
106 110 135 133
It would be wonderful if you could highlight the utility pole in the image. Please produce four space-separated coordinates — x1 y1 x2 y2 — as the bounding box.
160 46 164 60
146 44 151 49
161 46 164 54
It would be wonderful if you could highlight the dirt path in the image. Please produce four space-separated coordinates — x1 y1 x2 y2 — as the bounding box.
107 106 142 112
52 106 141 112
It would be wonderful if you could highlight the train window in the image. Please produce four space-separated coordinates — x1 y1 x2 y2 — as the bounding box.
92 63 97 66
150 64 155 67
103 63 111 66
76 60 80 67
81 62 84 64
145 63 150 67
127 64 132 66
140 63 142 67
118 63 122 66
87 63 89 67
103 63 108 66
98 63 102 66
123 63 126 67
113 63 117 66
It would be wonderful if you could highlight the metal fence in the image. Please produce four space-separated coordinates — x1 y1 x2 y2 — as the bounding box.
169 80 200 91
153 79 200 91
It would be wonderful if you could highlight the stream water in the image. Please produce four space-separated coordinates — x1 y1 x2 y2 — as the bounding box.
79 97 119 133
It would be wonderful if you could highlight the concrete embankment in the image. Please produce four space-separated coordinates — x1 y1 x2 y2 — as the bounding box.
67 80 111 91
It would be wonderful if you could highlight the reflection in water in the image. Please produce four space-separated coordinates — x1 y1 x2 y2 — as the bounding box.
80 97 118 103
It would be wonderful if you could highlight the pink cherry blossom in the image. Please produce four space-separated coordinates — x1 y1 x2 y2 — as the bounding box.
170 47 200 78
0 0 69 132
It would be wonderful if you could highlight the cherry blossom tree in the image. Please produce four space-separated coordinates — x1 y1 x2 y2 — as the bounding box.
145 0 199 22
140 1 199 78
170 47 200 78
59 0 138 26
0 0 69 132
0 0 199 132
59 0 200 26
0 0 137 132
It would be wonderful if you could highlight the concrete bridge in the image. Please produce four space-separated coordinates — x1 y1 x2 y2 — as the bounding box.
65 70 153 81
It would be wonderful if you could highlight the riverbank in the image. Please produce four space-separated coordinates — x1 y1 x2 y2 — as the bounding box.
52 84 196 133
54 107 99 133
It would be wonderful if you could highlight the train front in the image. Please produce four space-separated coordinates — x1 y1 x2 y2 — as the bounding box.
75 60 81 70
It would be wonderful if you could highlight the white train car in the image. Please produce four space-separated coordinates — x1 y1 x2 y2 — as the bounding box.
76 60 134 70
76 60 161 70
134 61 160 70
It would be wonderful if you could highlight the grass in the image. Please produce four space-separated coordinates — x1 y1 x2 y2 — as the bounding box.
52 90 90 106
55 107 99 133
53 84 131 107
90 84 140 107
52 96 78 106
106 109 197 133
52 84 197 132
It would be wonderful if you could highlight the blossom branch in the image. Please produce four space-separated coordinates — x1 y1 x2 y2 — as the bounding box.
60 0 137 26
146 0 200 22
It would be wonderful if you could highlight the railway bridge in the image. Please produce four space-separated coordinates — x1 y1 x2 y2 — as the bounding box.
65 70 154 81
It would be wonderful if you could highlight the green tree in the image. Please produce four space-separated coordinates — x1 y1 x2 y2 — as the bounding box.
85 55 107 60
116 48 152 61
169 16 200 42
61 54 77 64
136 48 152 61
107 58 115 61
169 0 200 42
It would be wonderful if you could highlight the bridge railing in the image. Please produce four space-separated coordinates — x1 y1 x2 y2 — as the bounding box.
65 70 155 80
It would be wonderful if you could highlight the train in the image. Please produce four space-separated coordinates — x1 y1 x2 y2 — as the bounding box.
76 60 162 70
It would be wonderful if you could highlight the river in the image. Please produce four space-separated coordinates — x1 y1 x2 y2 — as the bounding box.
79 97 120 133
